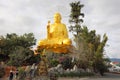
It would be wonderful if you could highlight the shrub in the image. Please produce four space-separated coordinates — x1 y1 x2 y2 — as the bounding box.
18 67 26 80
59 56 73 70
59 72 94 77
50 59 59 67
0 67 5 78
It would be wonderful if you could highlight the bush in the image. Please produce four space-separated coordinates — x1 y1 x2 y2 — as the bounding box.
18 67 26 80
59 72 94 77
0 67 5 78
59 56 73 70
50 59 59 67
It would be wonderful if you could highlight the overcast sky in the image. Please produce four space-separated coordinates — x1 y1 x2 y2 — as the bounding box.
0 0 120 58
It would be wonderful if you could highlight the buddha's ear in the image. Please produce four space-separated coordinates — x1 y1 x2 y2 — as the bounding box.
59 16 62 20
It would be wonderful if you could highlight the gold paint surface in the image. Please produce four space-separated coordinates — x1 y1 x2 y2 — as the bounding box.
38 13 72 53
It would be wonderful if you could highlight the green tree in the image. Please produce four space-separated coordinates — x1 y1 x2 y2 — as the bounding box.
69 1 86 68
0 36 9 61
69 1 108 75
7 46 34 67
69 1 84 53
79 27 108 72
0 33 37 67
69 1 84 35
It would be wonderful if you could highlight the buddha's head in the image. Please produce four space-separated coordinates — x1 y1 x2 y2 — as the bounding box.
54 13 61 23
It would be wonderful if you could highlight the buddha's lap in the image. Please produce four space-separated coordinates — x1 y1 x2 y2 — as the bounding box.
39 38 71 45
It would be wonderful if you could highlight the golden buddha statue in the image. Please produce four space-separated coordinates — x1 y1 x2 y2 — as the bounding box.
38 13 71 53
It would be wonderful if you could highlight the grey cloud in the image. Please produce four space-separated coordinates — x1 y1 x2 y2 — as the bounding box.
0 19 5 25
82 0 120 58
0 0 120 58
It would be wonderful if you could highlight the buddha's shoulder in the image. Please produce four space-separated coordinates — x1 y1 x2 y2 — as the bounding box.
61 23 66 26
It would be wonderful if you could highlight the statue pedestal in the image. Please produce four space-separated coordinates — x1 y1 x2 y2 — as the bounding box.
37 44 72 53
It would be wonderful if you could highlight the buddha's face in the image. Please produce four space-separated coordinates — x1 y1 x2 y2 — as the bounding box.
54 13 61 23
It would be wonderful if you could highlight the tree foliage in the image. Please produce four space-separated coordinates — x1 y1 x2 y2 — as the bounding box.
69 1 108 74
0 33 38 67
69 1 84 35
